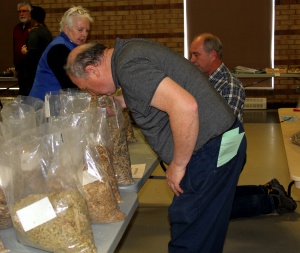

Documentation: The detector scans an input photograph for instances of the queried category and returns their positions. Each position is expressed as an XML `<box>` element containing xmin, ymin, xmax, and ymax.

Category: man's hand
<box><xmin>165</xmin><ymin>163</ymin><xmax>185</xmax><ymax>196</ymax></box>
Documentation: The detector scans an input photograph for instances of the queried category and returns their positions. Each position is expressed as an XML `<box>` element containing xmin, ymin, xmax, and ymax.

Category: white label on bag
<box><xmin>16</xmin><ymin>197</ymin><xmax>57</xmax><ymax>232</ymax></box>
<box><xmin>82</xmin><ymin>170</ymin><xmax>98</xmax><ymax>185</ymax></box>
<box><xmin>44</xmin><ymin>94</ymin><xmax>50</xmax><ymax>118</ymax></box>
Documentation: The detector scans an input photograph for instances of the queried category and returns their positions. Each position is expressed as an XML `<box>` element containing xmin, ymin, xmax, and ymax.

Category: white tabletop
<box><xmin>278</xmin><ymin>108</ymin><xmax>300</xmax><ymax>188</ymax></box>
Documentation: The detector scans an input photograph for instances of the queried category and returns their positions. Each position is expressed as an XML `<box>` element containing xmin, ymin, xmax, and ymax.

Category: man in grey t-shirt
<box><xmin>65</xmin><ymin>39</ymin><xmax>247</xmax><ymax>253</ymax></box>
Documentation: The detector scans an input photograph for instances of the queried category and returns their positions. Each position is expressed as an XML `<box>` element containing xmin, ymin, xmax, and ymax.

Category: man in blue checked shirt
<box><xmin>189</xmin><ymin>33</ymin><xmax>296</xmax><ymax>219</ymax></box>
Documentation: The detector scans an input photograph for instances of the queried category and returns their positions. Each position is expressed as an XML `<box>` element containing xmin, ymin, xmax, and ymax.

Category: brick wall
<box><xmin>30</xmin><ymin>0</ymin><xmax>184</xmax><ymax>54</ymax></box>
<box><xmin>29</xmin><ymin>0</ymin><xmax>300</xmax><ymax>107</ymax></box>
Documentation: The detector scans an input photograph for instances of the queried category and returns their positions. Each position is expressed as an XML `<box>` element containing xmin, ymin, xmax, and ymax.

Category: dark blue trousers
<box><xmin>231</xmin><ymin>185</ymin><xmax>275</xmax><ymax>219</ymax></box>
<box><xmin>168</xmin><ymin>120</ymin><xmax>247</xmax><ymax>253</ymax></box>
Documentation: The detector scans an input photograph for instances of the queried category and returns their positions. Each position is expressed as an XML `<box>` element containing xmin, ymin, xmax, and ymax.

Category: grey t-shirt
<box><xmin>111</xmin><ymin>38</ymin><xmax>236</xmax><ymax>164</ymax></box>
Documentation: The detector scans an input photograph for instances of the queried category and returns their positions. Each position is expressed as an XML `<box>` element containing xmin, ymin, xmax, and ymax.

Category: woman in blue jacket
<box><xmin>29</xmin><ymin>6</ymin><xmax>93</xmax><ymax>101</ymax></box>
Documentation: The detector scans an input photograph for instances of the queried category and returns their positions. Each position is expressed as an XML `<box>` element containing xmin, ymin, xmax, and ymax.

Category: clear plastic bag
<box><xmin>48</xmin><ymin>109</ymin><xmax>125</xmax><ymax>223</ymax></box>
<box><xmin>0</xmin><ymin>96</ymin><xmax>44</xmax><ymax>142</ymax></box>
<box><xmin>44</xmin><ymin>89</ymin><xmax>91</xmax><ymax>118</ymax></box>
<box><xmin>92</xmin><ymin>96</ymin><xmax>133</xmax><ymax>186</ymax></box>
<box><xmin>0</xmin><ymin>186</ymin><xmax>12</xmax><ymax>230</ymax></box>
<box><xmin>1</xmin><ymin>127</ymin><xmax>97</xmax><ymax>252</ymax></box>
<box><xmin>83</xmin><ymin>142</ymin><xmax>126</xmax><ymax>223</ymax></box>
<box><xmin>88</xmin><ymin>108</ymin><xmax>122</xmax><ymax>203</ymax></box>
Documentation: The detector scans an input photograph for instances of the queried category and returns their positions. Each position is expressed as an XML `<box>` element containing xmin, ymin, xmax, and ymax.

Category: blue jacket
<box><xmin>29</xmin><ymin>32</ymin><xmax>77</xmax><ymax>101</ymax></box>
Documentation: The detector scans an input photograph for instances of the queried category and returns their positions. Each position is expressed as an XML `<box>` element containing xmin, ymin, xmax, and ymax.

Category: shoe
<box><xmin>272</xmin><ymin>192</ymin><xmax>297</xmax><ymax>213</ymax></box>
<box><xmin>264</xmin><ymin>178</ymin><xmax>285</xmax><ymax>194</ymax></box>
<box><xmin>265</xmin><ymin>178</ymin><xmax>297</xmax><ymax>212</ymax></box>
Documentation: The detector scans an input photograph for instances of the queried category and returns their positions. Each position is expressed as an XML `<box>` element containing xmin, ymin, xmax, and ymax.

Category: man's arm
<box><xmin>150</xmin><ymin>77</ymin><xmax>199</xmax><ymax>196</ymax></box>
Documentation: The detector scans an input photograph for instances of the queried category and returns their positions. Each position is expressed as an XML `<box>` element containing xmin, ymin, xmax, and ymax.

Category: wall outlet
<box><xmin>297</xmin><ymin>86</ymin><xmax>300</xmax><ymax>93</ymax></box>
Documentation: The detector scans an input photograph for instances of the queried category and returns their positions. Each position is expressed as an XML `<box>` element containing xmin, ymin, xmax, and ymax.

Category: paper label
<box><xmin>217</xmin><ymin>128</ymin><xmax>244</xmax><ymax>167</ymax></box>
<box><xmin>44</xmin><ymin>94</ymin><xmax>50</xmax><ymax>118</ymax></box>
<box><xmin>131</xmin><ymin>164</ymin><xmax>146</xmax><ymax>178</ymax></box>
<box><xmin>16</xmin><ymin>197</ymin><xmax>56</xmax><ymax>232</ymax></box>
<box><xmin>82</xmin><ymin>170</ymin><xmax>98</xmax><ymax>185</ymax></box>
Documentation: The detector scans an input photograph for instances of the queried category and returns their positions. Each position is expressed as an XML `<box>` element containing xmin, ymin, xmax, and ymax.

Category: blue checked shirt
<box><xmin>209</xmin><ymin>63</ymin><xmax>245</xmax><ymax>123</ymax></box>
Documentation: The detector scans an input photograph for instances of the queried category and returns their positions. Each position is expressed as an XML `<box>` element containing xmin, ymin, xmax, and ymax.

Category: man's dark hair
<box><xmin>202</xmin><ymin>34</ymin><xmax>223</xmax><ymax>59</ymax></box>
<box><xmin>65</xmin><ymin>43</ymin><xmax>107</xmax><ymax>78</ymax></box>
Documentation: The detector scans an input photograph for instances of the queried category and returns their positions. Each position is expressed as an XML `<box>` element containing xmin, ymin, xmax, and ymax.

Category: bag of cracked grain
<box><xmin>47</xmin><ymin>109</ymin><xmax>125</xmax><ymax>221</ymax></box>
<box><xmin>112</xmin><ymin>88</ymin><xmax>137</xmax><ymax>143</ymax></box>
<box><xmin>88</xmin><ymin>108</ymin><xmax>123</xmax><ymax>203</ymax></box>
<box><xmin>83</xmin><ymin>141</ymin><xmax>126</xmax><ymax>223</ymax></box>
<box><xmin>0</xmin><ymin>186</ymin><xmax>12</xmax><ymax>229</ymax></box>
<box><xmin>48</xmin><ymin>106</ymin><xmax>123</xmax><ymax>204</ymax></box>
<box><xmin>1</xmin><ymin>127</ymin><xmax>97</xmax><ymax>252</ymax></box>
<box><xmin>123</xmin><ymin>108</ymin><xmax>138</xmax><ymax>143</ymax></box>
<box><xmin>0</xmin><ymin>145</ymin><xmax>12</xmax><ymax>229</ymax></box>
<box><xmin>91</xmin><ymin>95</ymin><xmax>134</xmax><ymax>186</ymax></box>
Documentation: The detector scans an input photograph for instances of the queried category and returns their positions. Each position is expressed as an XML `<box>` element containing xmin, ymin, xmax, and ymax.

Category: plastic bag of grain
<box><xmin>48</xmin><ymin>109</ymin><xmax>125</xmax><ymax>222</ymax></box>
<box><xmin>1</xmin><ymin>127</ymin><xmax>96</xmax><ymax>252</ymax></box>
<box><xmin>91</xmin><ymin>95</ymin><xmax>133</xmax><ymax>186</ymax></box>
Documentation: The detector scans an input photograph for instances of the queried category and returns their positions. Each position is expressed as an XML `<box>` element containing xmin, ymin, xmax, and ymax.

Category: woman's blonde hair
<box><xmin>59</xmin><ymin>6</ymin><xmax>94</xmax><ymax>32</ymax></box>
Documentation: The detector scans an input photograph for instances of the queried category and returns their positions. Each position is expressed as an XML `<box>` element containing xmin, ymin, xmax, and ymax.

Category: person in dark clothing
<box><xmin>21</xmin><ymin>6</ymin><xmax>52</xmax><ymax>96</ymax></box>
<box><xmin>13</xmin><ymin>1</ymin><xmax>32</xmax><ymax>96</ymax></box>
<box><xmin>29</xmin><ymin>6</ymin><xmax>93</xmax><ymax>101</ymax></box>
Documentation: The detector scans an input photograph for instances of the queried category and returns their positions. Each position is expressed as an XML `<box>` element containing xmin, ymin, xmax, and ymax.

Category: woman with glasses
<box><xmin>13</xmin><ymin>1</ymin><xmax>32</xmax><ymax>96</ymax></box>
<box><xmin>29</xmin><ymin>6</ymin><xmax>94</xmax><ymax>101</ymax></box>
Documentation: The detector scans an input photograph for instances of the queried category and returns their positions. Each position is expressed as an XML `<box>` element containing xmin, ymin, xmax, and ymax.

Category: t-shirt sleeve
<box><xmin>47</xmin><ymin>44</ymin><xmax>77</xmax><ymax>89</ymax></box>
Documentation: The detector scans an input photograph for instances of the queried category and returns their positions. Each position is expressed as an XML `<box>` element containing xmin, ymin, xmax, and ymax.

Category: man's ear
<box><xmin>210</xmin><ymin>50</ymin><xmax>218</xmax><ymax>60</ymax></box>
<box><xmin>86</xmin><ymin>65</ymin><xmax>99</xmax><ymax>77</ymax></box>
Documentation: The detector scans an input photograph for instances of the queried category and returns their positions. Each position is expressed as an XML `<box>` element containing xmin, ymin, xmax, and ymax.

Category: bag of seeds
<box><xmin>1</xmin><ymin>127</ymin><xmax>97</xmax><ymax>252</ymax></box>
<box><xmin>123</xmin><ymin>108</ymin><xmax>138</xmax><ymax>143</ymax></box>
<box><xmin>0</xmin><ymin>185</ymin><xmax>12</xmax><ymax>230</ymax></box>
<box><xmin>83</xmin><ymin>141</ymin><xmax>126</xmax><ymax>223</ymax></box>
<box><xmin>112</xmin><ymin>88</ymin><xmax>138</xmax><ymax>143</ymax></box>
<box><xmin>48</xmin><ymin>109</ymin><xmax>125</xmax><ymax>222</ymax></box>
<box><xmin>91</xmin><ymin>96</ymin><xmax>133</xmax><ymax>186</ymax></box>
<box><xmin>88</xmin><ymin>107</ymin><xmax>122</xmax><ymax>203</ymax></box>
<box><xmin>0</xmin><ymin>145</ymin><xmax>12</xmax><ymax>230</ymax></box>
